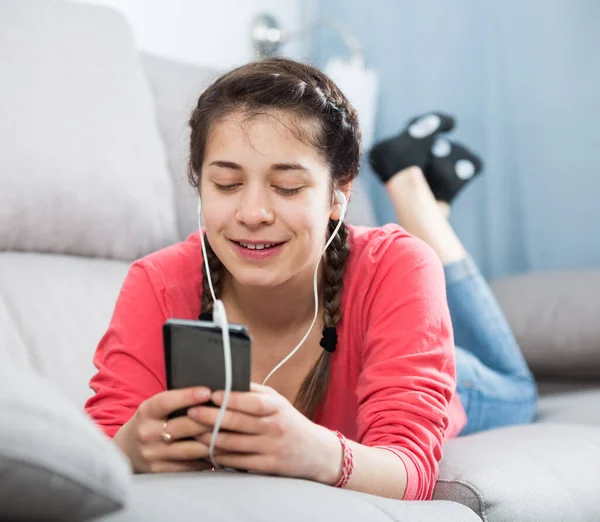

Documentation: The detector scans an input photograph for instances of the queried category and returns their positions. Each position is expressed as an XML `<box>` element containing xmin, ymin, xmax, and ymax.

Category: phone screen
<box><xmin>166</xmin><ymin>323</ymin><xmax>251</xmax><ymax>393</ymax></box>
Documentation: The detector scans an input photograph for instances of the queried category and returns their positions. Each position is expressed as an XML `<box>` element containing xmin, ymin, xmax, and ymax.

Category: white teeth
<box><xmin>238</xmin><ymin>242</ymin><xmax>274</xmax><ymax>250</ymax></box>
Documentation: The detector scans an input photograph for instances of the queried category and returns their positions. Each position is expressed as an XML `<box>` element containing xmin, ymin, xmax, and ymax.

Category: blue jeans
<box><xmin>444</xmin><ymin>257</ymin><xmax>538</xmax><ymax>436</ymax></box>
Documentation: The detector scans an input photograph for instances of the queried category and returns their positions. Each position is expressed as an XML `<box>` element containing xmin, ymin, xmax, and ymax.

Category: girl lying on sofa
<box><xmin>85</xmin><ymin>57</ymin><xmax>537</xmax><ymax>501</ymax></box>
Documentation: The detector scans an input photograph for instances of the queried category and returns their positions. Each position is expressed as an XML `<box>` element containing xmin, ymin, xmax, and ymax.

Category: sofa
<box><xmin>1</xmin><ymin>1</ymin><xmax>599</xmax><ymax>521</ymax></box>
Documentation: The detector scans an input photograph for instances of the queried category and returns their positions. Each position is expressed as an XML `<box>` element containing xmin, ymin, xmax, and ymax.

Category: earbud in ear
<box><xmin>197</xmin><ymin>197</ymin><xmax>202</xmax><ymax>215</ymax></box>
<box><xmin>334</xmin><ymin>189</ymin><xmax>347</xmax><ymax>222</ymax></box>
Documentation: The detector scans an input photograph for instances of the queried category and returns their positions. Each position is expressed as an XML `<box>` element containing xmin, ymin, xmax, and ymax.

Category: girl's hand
<box><xmin>188</xmin><ymin>383</ymin><xmax>342</xmax><ymax>483</ymax></box>
<box><xmin>114</xmin><ymin>386</ymin><xmax>217</xmax><ymax>474</ymax></box>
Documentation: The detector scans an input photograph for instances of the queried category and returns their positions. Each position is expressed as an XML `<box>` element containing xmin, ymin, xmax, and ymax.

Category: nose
<box><xmin>235</xmin><ymin>187</ymin><xmax>275</xmax><ymax>227</ymax></box>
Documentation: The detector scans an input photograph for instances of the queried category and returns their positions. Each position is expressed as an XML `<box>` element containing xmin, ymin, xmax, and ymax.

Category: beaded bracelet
<box><xmin>331</xmin><ymin>430</ymin><xmax>354</xmax><ymax>488</ymax></box>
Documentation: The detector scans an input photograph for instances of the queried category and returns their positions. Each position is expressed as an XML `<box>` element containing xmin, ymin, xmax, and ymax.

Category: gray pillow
<box><xmin>0</xmin><ymin>0</ymin><xmax>178</xmax><ymax>260</ymax></box>
<box><xmin>0</xmin><ymin>364</ymin><xmax>130</xmax><ymax>521</ymax></box>
<box><xmin>491</xmin><ymin>270</ymin><xmax>600</xmax><ymax>379</ymax></box>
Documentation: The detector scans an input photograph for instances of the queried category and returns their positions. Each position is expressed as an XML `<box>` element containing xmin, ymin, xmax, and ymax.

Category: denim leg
<box><xmin>445</xmin><ymin>256</ymin><xmax>533</xmax><ymax>378</ymax></box>
<box><xmin>455</xmin><ymin>346</ymin><xmax>537</xmax><ymax>435</ymax></box>
<box><xmin>444</xmin><ymin>256</ymin><xmax>538</xmax><ymax>436</ymax></box>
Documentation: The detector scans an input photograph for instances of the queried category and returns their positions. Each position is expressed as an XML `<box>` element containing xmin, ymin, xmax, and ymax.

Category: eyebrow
<box><xmin>209</xmin><ymin>160</ymin><xmax>309</xmax><ymax>172</ymax></box>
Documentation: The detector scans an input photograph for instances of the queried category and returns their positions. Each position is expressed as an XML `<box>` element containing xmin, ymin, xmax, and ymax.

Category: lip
<box><xmin>231</xmin><ymin>239</ymin><xmax>283</xmax><ymax>245</ymax></box>
<box><xmin>229</xmin><ymin>239</ymin><xmax>286</xmax><ymax>260</ymax></box>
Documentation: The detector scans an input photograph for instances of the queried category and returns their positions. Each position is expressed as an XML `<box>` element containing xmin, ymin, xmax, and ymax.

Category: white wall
<box><xmin>74</xmin><ymin>0</ymin><xmax>316</xmax><ymax>69</ymax></box>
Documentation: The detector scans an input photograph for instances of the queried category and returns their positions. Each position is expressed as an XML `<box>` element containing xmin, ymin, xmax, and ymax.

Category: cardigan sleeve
<box><xmin>355</xmin><ymin>230</ymin><xmax>456</xmax><ymax>500</ymax></box>
<box><xmin>85</xmin><ymin>261</ymin><xmax>169</xmax><ymax>438</ymax></box>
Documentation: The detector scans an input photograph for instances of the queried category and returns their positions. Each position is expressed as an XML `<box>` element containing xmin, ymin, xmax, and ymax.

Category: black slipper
<box><xmin>424</xmin><ymin>138</ymin><xmax>483</xmax><ymax>203</ymax></box>
<box><xmin>369</xmin><ymin>112</ymin><xmax>455</xmax><ymax>184</ymax></box>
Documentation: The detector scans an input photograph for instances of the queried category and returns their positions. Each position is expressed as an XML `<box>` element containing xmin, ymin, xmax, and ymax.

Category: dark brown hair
<box><xmin>187</xmin><ymin>57</ymin><xmax>361</xmax><ymax>419</ymax></box>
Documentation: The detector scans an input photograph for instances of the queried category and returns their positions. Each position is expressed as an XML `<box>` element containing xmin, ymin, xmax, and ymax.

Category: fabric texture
<box><xmin>0</xmin><ymin>0</ymin><xmax>177</xmax><ymax>260</ymax></box>
<box><xmin>536</xmin><ymin>380</ymin><xmax>600</xmax><ymax>396</ymax></box>
<box><xmin>85</xmin><ymin>224</ymin><xmax>466</xmax><ymax>501</ymax></box>
<box><xmin>0</xmin><ymin>362</ymin><xmax>130</xmax><ymax>521</ymax></box>
<box><xmin>140</xmin><ymin>53</ymin><xmax>220</xmax><ymax>241</ymax></box>
<box><xmin>95</xmin><ymin>473</ymin><xmax>481</xmax><ymax>522</ymax></box>
<box><xmin>490</xmin><ymin>270</ymin><xmax>600</xmax><ymax>379</ymax></box>
<box><xmin>435</xmin><ymin>423</ymin><xmax>600</xmax><ymax>522</ymax></box>
<box><xmin>0</xmin><ymin>252</ymin><xmax>130</xmax><ymax>408</ymax></box>
<box><xmin>536</xmin><ymin>388</ymin><xmax>600</xmax><ymax>426</ymax></box>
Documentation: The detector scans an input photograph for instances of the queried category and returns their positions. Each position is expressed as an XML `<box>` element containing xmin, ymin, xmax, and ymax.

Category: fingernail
<box><xmin>194</xmin><ymin>388</ymin><xmax>209</xmax><ymax>400</ymax></box>
<box><xmin>212</xmin><ymin>391</ymin><xmax>223</xmax><ymax>402</ymax></box>
<box><xmin>188</xmin><ymin>407</ymin><xmax>198</xmax><ymax>418</ymax></box>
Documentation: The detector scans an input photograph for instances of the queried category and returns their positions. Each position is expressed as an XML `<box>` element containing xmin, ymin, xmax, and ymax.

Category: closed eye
<box><xmin>213</xmin><ymin>183</ymin><xmax>302</xmax><ymax>196</ymax></box>
<box><xmin>274</xmin><ymin>186</ymin><xmax>302</xmax><ymax>196</ymax></box>
<box><xmin>214</xmin><ymin>183</ymin><xmax>241</xmax><ymax>192</ymax></box>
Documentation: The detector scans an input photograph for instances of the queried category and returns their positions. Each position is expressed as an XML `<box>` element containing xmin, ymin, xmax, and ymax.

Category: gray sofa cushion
<box><xmin>536</xmin><ymin>388</ymin><xmax>600</xmax><ymax>426</ymax></box>
<box><xmin>141</xmin><ymin>53</ymin><xmax>220</xmax><ymax>242</ymax></box>
<box><xmin>0</xmin><ymin>252</ymin><xmax>129</xmax><ymax>408</ymax></box>
<box><xmin>0</xmin><ymin>364</ymin><xmax>131</xmax><ymax>521</ymax></box>
<box><xmin>491</xmin><ymin>270</ymin><xmax>600</xmax><ymax>379</ymax></box>
<box><xmin>435</xmin><ymin>423</ymin><xmax>600</xmax><ymax>522</ymax></box>
<box><xmin>96</xmin><ymin>473</ymin><xmax>480</xmax><ymax>522</ymax></box>
<box><xmin>0</xmin><ymin>0</ymin><xmax>178</xmax><ymax>260</ymax></box>
<box><xmin>536</xmin><ymin>379</ymin><xmax>600</xmax><ymax>396</ymax></box>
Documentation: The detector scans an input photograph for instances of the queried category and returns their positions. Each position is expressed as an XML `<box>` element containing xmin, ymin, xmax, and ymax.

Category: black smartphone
<box><xmin>163</xmin><ymin>318</ymin><xmax>252</xmax><ymax>418</ymax></box>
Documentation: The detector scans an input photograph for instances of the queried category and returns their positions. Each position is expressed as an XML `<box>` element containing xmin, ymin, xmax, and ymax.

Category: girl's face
<box><xmin>200</xmin><ymin>111</ymin><xmax>341</xmax><ymax>289</ymax></box>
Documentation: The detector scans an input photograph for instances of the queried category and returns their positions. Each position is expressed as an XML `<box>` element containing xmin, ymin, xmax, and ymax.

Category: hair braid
<box><xmin>322</xmin><ymin>219</ymin><xmax>350</xmax><ymax>327</ymax></box>
<box><xmin>295</xmin><ymin>219</ymin><xmax>350</xmax><ymax>419</ymax></box>
<box><xmin>201</xmin><ymin>234</ymin><xmax>225</xmax><ymax>314</ymax></box>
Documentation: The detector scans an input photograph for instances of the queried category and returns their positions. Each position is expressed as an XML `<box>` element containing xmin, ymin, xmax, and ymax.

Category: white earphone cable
<box><xmin>261</xmin><ymin>211</ymin><xmax>345</xmax><ymax>386</ymax></box>
<box><xmin>197</xmin><ymin>205</ymin><xmax>231</xmax><ymax>470</ymax></box>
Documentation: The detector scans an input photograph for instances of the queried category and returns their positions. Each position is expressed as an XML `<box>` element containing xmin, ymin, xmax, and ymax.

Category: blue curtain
<box><xmin>314</xmin><ymin>0</ymin><xmax>600</xmax><ymax>279</ymax></box>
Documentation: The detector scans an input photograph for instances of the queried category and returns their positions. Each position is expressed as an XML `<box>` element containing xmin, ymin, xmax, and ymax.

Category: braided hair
<box><xmin>189</xmin><ymin>58</ymin><xmax>361</xmax><ymax>419</ymax></box>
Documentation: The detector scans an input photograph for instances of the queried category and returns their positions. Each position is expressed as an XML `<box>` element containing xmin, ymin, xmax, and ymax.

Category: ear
<box><xmin>330</xmin><ymin>182</ymin><xmax>353</xmax><ymax>221</ymax></box>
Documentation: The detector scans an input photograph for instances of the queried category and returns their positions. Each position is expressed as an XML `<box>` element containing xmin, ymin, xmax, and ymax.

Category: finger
<box><xmin>210</xmin><ymin>390</ymin><xmax>279</xmax><ymax>416</ymax></box>
<box><xmin>140</xmin><ymin>387</ymin><xmax>212</xmax><ymax>420</ymax></box>
<box><xmin>213</xmin><ymin>453</ymin><xmax>277</xmax><ymax>475</ymax></box>
<box><xmin>249</xmin><ymin>383</ymin><xmax>279</xmax><ymax>395</ymax></box>
<box><xmin>147</xmin><ymin>439</ymin><xmax>213</xmax><ymax>462</ymax></box>
<box><xmin>154</xmin><ymin>416</ymin><xmax>212</xmax><ymax>443</ymax></box>
<box><xmin>197</xmin><ymin>431</ymin><xmax>265</xmax><ymax>454</ymax></box>
<box><xmin>187</xmin><ymin>406</ymin><xmax>267</xmax><ymax>435</ymax></box>
<box><xmin>148</xmin><ymin>459</ymin><xmax>213</xmax><ymax>474</ymax></box>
